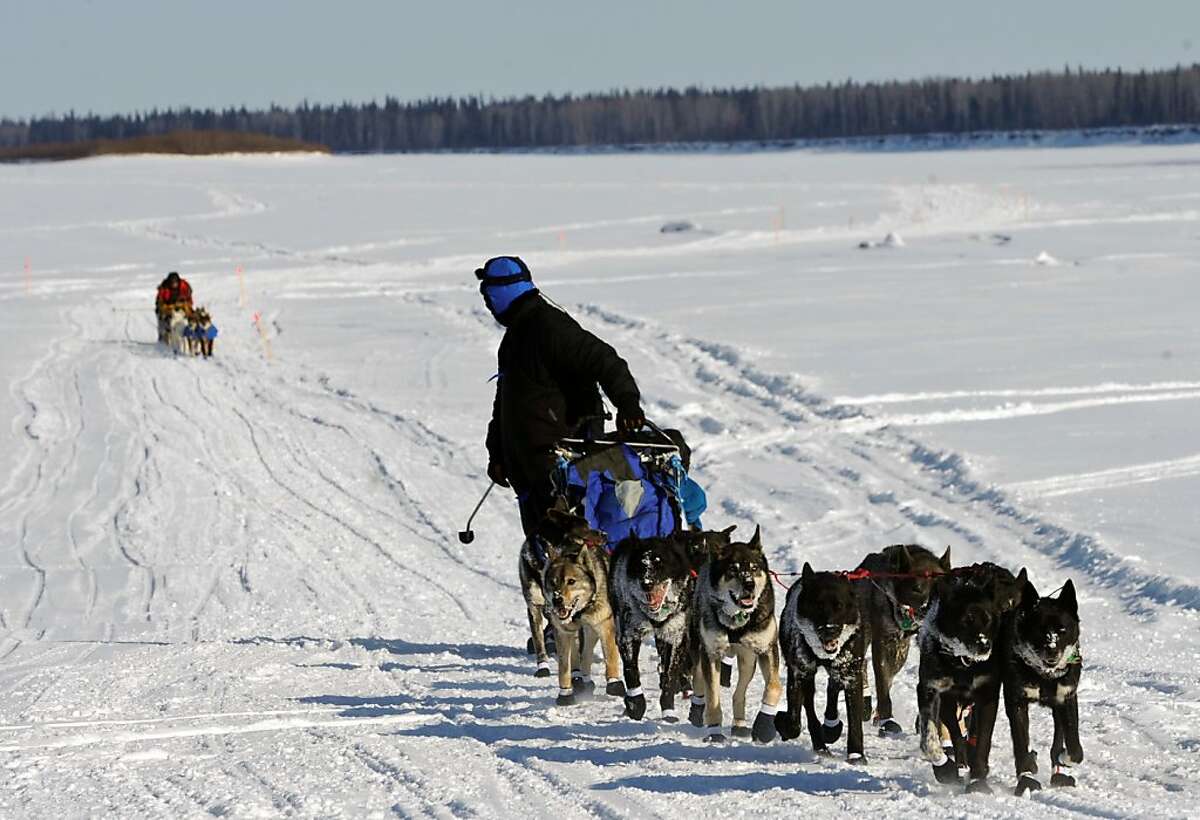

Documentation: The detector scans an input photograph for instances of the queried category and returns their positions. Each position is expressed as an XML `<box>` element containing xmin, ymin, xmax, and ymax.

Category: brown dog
<box><xmin>540</xmin><ymin>510</ymin><xmax>625</xmax><ymax>706</ymax></box>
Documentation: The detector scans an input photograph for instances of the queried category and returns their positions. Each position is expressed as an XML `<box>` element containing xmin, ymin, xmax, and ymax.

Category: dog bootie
<box><xmin>623</xmin><ymin>688</ymin><xmax>646</xmax><ymax>720</ymax></box>
<box><xmin>703</xmin><ymin>729</ymin><xmax>727</xmax><ymax>744</ymax></box>
<box><xmin>555</xmin><ymin>688</ymin><xmax>576</xmax><ymax>707</ymax></box>
<box><xmin>774</xmin><ymin>711</ymin><xmax>802</xmax><ymax>741</ymax></box>
<box><xmin>571</xmin><ymin>674</ymin><xmax>595</xmax><ymax>699</ymax></box>
<box><xmin>605</xmin><ymin>678</ymin><xmax>626</xmax><ymax>697</ymax></box>
<box><xmin>876</xmin><ymin>718</ymin><xmax>903</xmax><ymax>737</ymax></box>
<box><xmin>533</xmin><ymin>660</ymin><xmax>551</xmax><ymax>678</ymax></box>
<box><xmin>966</xmin><ymin>778</ymin><xmax>992</xmax><ymax>795</ymax></box>
<box><xmin>660</xmin><ymin>708</ymin><xmax>679</xmax><ymax>724</ymax></box>
<box><xmin>823</xmin><ymin>717</ymin><xmax>844</xmax><ymax>744</ymax></box>
<box><xmin>752</xmin><ymin>705</ymin><xmax>779</xmax><ymax>743</ymax></box>
<box><xmin>688</xmin><ymin>696</ymin><xmax>705</xmax><ymax>727</ymax></box>
<box><xmin>731</xmin><ymin>724</ymin><xmax>752</xmax><ymax>739</ymax></box>
<box><xmin>1015</xmin><ymin>774</ymin><xmax>1042</xmax><ymax>796</ymax></box>
<box><xmin>932</xmin><ymin>758</ymin><xmax>962</xmax><ymax>785</ymax></box>
<box><xmin>1050</xmin><ymin>768</ymin><xmax>1076</xmax><ymax>788</ymax></box>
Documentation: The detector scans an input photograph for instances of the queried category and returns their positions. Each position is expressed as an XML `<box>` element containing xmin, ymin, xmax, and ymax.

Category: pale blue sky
<box><xmin>3</xmin><ymin>1</ymin><xmax>1198</xmax><ymax>118</ymax></box>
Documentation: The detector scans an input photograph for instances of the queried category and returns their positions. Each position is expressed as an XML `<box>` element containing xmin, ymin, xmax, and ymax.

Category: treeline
<box><xmin>0</xmin><ymin>130</ymin><xmax>328</xmax><ymax>162</ymax></box>
<box><xmin>3</xmin><ymin>64</ymin><xmax>1200</xmax><ymax>153</ymax></box>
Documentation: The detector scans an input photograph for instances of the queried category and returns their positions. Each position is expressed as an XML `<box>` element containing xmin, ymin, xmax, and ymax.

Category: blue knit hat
<box><xmin>476</xmin><ymin>256</ymin><xmax>536</xmax><ymax>318</ymax></box>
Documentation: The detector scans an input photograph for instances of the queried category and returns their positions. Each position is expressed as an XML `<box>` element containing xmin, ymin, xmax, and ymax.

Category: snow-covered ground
<box><xmin>1</xmin><ymin>145</ymin><xmax>1198</xmax><ymax>817</ymax></box>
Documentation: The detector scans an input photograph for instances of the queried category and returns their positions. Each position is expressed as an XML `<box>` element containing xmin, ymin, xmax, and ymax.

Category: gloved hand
<box><xmin>616</xmin><ymin>406</ymin><xmax>645</xmax><ymax>435</ymax></box>
<box><xmin>487</xmin><ymin>461</ymin><xmax>509</xmax><ymax>488</ymax></box>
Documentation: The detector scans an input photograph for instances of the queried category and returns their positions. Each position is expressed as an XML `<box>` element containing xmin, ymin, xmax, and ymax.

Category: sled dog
<box><xmin>165</xmin><ymin>306</ymin><xmax>189</xmax><ymax>355</ymax></box>
<box><xmin>825</xmin><ymin>544</ymin><xmax>951</xmax><ymax>738</ymax></box>
<box><xmin>540</xmin><ymin>510</ymin><xmax>624</xmax><ymax>705</ymax></box>
<box><xmin>777</xmin><ymin>563</ymin><xmax>868</xmax><ymax>761</ymax></box>
<box><xmin>688</xmin><ymin>525</ymin><xmax>782</xmax><ymax>743</ymax></box>
<box><xmin>1002</xmin><ymin>578</ymin><xmax>1084</xmax><ymax>796</ymax></box>
<box><xmin>917</xmin><ymin>565</ymin><xmax>1026</xmax><ymax>793</ymax></box>
<box><xmin>610</xmin><ymin>526</ymin><xmax>735</xmax><ymax>722</ymax></box>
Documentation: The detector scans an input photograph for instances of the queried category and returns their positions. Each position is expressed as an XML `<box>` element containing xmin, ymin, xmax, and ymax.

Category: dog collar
<box><xmin>719</xmin><ymin>607</ymin><xmax>752</xmax><ymax>628</ymax></box>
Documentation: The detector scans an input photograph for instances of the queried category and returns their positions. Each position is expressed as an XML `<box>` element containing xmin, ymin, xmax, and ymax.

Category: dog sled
<box><xmin>549</xmin><ymin>423</ymin><xmax>698</xmax><ymax>551</ymax></box>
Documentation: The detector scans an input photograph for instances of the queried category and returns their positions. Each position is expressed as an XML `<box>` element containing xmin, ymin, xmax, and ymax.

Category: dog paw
<box><xmin>752</xmin><ymin>711</ymin><xmax>778</xmax><ymax>744</ymax></box>
<box><xmin>605</xmin><ymin>679</ymin><xmax>626</xmax><ymax>697</ymax></box>
<box><xmin>1050</xmin><ymin>771</ymin><xmax>1076</xmax><ymax>788</ymax></box>
<box><xmin>846</xmin><ymin>751</ymin><xmax>868</xmax><ymax>766</ymax></box>
<box><xmin>966</xmin><ymin>777</ymin><xmax>992</xmax><ymax>795</ymax></box>
<box><xmin>876</xmin><ymin>718</ymin><xmax>903</xmax><ymax>737</ymax></box>
<box><xmin>1014</xmin><ymin>774</ymin><xmax>1042</xmax><ymax>797</ymax></box>
<box><xmin>623</xmin><ymin>693</ymin><xmax>646</xmax><ymax>720</ymax></box>
<box><xmin>555</xmin><ymin>692</ymin><xmax>576</xmax><ymax>707</ymax></box>
<box><xmin>932</xmin><ymin>758</ymin><xmax>962</xmax><ymax>785</ymax></box>
<box><xmin>533</xmin><ymin>662</ymin><xmax>551</xmax><ymax>678</ymax></box>
<box><xmin>822</xmin><ymin>718</ymin><xmax>843</xmax><ymax>744</ymax></box>
<box><xmin>688</xmin><ymin>702</ymin><xmax>705</xmax><ymax>727</ymax></box>
<box><xmin>775</xmin><ymin>712</ymin><xmax>802</xmax><ymax>741</ymax></box>
<box><xmin>703</xmin><ymin>731</ymin><xmax>727</xmax><ymax>745</ymax></box>
<box><xmin>731</xmin><ymin>725</ymin><xmax>752</xmax><ymax>740</ymax></box>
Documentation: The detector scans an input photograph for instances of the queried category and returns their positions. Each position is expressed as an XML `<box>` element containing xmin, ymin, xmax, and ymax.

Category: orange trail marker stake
<box><xmin>251</xmin><ymin>310</ymin><xmax>273</xmax><ymax>362</ymax></box>
<box><xmin>236</xmin><ymin>265</ymin><xmax>247</xmax><ymax>308</ymax></box>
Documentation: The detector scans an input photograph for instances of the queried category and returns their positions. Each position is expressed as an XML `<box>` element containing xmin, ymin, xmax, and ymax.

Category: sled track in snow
<box><xmin>571</xmin><ymin>301</ymin><xmax>1200</xmax><ymax>613</ymax></box>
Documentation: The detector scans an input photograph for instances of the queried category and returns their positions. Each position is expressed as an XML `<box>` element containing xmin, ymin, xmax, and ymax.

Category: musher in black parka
<box><xmin>479</xmin><ymin>256</ymin><xmax>645</xmax><ymax>536</ymax></box>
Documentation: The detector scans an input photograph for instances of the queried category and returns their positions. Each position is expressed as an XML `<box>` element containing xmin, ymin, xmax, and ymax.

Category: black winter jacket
<box><xmin>486</xmin><ymin>292</ymin><xmax>642</xmax><ymax>492</ymax></box>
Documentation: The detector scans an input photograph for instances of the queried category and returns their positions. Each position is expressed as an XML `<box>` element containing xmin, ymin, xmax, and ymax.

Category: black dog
<box><xmin>1003</xmin><ymin>578</ymin><xmax>1084</xmax><ymax>796</ymax></box>
<box><xmin>917</xmin><ymin>565</ymin><xmax>1026</xmax><ymax>793</ymax></box>
<box><xmin>610</xmin><ymin>527</ymin><xmax>735</xmax><ymax>722</ymax></box>
<box><xmin>776</xmin><ymin>563</ymin><xmax>867</xmax><ymax>761</ymax></box>
<box><xmin>824</xmin><ymin>544</ymin><xmax>950</xmax><ymax>739</ymax></box>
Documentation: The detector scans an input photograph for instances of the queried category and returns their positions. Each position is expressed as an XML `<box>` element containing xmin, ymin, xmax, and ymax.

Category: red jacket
<box><xmin>157</xmin><ymin>279</ymin><xmax>193</xmax><ymax>305</ymax></box>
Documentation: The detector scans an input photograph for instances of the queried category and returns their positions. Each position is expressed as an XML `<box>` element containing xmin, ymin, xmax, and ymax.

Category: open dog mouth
<box><xmin>646</xmin><ymin>582</ymin><xmax>670</xmax><ymax>612</ymax></box>
<box><xmin>729</xmin><ymin>590</ymin><xmax>756</xmax><ymax>609</ymax></box>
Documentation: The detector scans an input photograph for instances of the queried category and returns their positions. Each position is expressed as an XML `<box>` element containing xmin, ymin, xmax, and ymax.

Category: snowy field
<box><xmin>1</xmin><ymin>144</ymin><xmax>1198</xmax><ymax>817</ymax></box>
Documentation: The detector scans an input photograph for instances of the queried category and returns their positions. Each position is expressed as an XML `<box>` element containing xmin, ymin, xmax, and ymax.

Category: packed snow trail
<box><xmin>1</xmin><ymin>149</ymin><xmax>1199</xmax><ymax>818</ymax></box>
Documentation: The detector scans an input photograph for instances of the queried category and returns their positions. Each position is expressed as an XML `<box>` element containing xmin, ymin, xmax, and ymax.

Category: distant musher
<box><xmin>478</xmin><ymin>256</ymin><xmax>645</xmax><ymax>538</ymax></box>
<box><xmin>155</xmin><ymin>271</ymin><xmax>193</xmax><ymax>342</ymax></box>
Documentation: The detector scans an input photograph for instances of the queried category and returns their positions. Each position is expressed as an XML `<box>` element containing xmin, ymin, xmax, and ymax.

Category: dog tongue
<box><xmin>648</xmin><ymin>583</ymin><xmax>668</xmax><ymax>610</ymax></box>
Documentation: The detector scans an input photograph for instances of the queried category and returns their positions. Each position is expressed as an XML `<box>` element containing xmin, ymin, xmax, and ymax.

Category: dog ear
<box><xmin>1058</xmin><ymin>579</ymin><xmax>1078</xmax><ymax>617</ymax></box>
<box><xmin>939</xmin><ymin>546</ymin><xmax>952</xmax><ymax>571</ymax></box>
<box><xmin>720</xmin><ymin>524</ymin><xmax>737</xmax><ymax>542</ymax></box>
<box><xmin>540</xmin><ymin>536</ymin><xmax>561</xmax><ymax>564</ymax></box>
<box><xmin>748</xmin><ymin>524</ymin><xmax>762</xmax><ymax>552</ymax></box>
<box><xmin>710</xmin><ymin>538</ymin><xmax>731</xmax><ymax>562</ymax></box>
<box><xmin>801</xmin><ymin>562</ymin><xmax>814</xmax><ymax>582</ymax></box>
<box><xmin>588</xmin><ymin>530</ymin><xmax>609</xmax><ymax>552</ymax></box>
<box><xmin>1020</xmin><ymin>578</ymin><xmax>1040</xmax><ymax>611</ymax></box>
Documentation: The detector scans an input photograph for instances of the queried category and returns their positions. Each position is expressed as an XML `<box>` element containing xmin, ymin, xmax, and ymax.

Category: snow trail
<box><xmin>1</xmin><ymin>148</ymin><xmax>1199</xmax><ymax>817</ymax></box>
